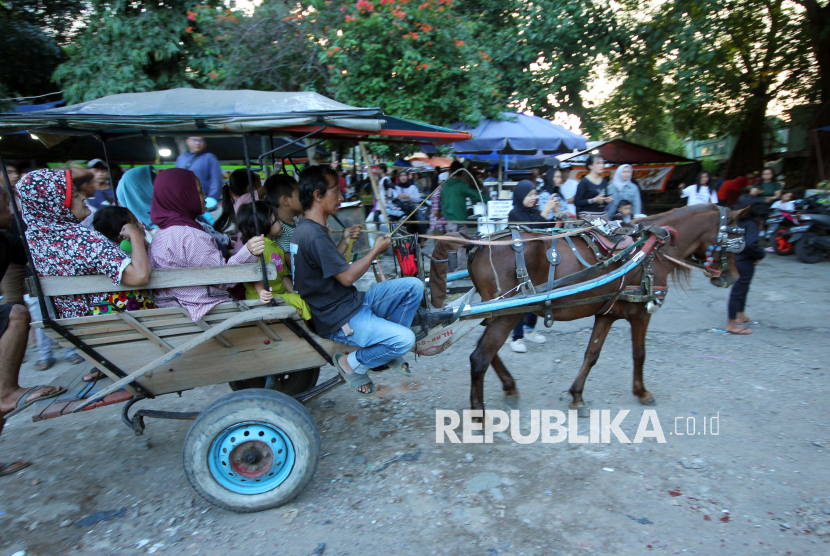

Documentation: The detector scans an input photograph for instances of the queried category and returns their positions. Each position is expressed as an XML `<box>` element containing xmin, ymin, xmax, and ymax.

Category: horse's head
<box><xmin>643</xmin><ymin>204</ymin><xmax>750</xmax><ymax>289</ymax></box>
<box><xmin>689</xmin><ymin>205</ymin><xmax>750</xmax><ymax>289</ymax></box>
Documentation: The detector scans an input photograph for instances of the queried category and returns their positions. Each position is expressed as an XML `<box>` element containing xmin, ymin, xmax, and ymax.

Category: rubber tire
<box><xmin>795</xmin><ymin>232</ymin><xmax>824</xmax><ymax>264</ymax></box>
<box><xmin>183</xmin><ymin>389</ymin><xmax>320</xmax><ymax>513</ymax></box>
<box><xmin>772</xmin><ymin>228</ymin><xmax>793</xmax><ymax>256</ymax></box>
<box><xmin>228</xmin><ymin>368</ymin><xmax>320</xmax><ymax>396</ymax></box>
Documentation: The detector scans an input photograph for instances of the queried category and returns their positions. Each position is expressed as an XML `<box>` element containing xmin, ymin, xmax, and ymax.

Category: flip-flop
<box><xmin>83</xmin><ymin>370</ymin><xmax>108</xmax><ymax>383</ymax></box>
<box><xmin>333</xmin><ymin>352</ymin><xmax>375</xmax><ymax>397</ymax></box>
<box><xmin>4</xmin><ymin>385</ymin><xmax>66</xmax><ymax>419</ymax></box>
<box><xmin>0</xmin><ymin>461</ymin><xmax>32</xmax><ymax>477</ymax></box>
<box><xmin>727</xmin><ymin>327</ymin><xmax>752</xmax><ymax>335</ymax></box>
<box><xmin>385</xmin><ymin>357</ymin><xmax>412</xmax><ymax>377</ymax></box>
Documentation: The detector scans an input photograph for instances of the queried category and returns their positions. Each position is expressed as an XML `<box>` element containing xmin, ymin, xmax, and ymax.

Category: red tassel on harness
<box><xmin>393</xmin><ymin>241</ymin><xmax>419</xmax><ymax>277</ymax></box>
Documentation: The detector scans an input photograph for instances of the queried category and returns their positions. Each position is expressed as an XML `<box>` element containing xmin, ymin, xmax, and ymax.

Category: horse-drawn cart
<box><xmin>0</xmin><ymin>89</ymin><xmax>472</xmax><ymax>512</ymax></box>
<box><xmin>0</xmin><ymin>89</ymin><xmax>749</xmax><ymax>513</ymax></box>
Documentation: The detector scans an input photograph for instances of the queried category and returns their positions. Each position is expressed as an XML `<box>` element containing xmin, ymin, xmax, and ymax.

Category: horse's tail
<box><xmin>428</xmin><ymin>239</ymin><xmax>456</xmax><ymax>309</ymax></box>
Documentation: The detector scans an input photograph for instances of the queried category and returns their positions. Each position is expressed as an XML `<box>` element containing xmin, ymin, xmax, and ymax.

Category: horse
<box><xmin>428</xmin><ymin>204</ymin><xmax>749</xmax><ymax>413</ymax></box>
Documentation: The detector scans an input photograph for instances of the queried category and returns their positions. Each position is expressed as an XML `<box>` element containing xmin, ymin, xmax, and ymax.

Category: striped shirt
<box><xmin>148</xmin><ymin>226</ymin><xmax>256</xmax><ymax>322</ymax></box>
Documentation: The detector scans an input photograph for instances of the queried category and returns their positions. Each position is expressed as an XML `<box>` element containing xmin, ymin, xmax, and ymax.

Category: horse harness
<box><xmin>494</xmin><ymin>224</ymin><xmax>674</xmax><ymax>326</ymax></box>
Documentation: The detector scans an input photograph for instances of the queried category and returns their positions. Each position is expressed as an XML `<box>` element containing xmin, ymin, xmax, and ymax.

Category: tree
<box><xmin>607</xmin><ymin>0</ymin><xmax>813</xmax><ymax>178</ymax></box>
<box><xmin>189</xmin><ymin>1</ymin><xmax>329</xmax><ymax>93</ymax></box>
<box><xmin>0</xmin><ymin>1</ymin><xmax>82</xmax><ymax>107</ymax></box>
<box><xmin>459</xmin><ymin>0</ymin><xmax>619</xmax><ymax>138</ymax></box>
<box><xmin>53</xmin><ymin>1</ymin><xmax>229</xmax><ymax>104</ymax></box>
<box><xmin>795</xmin><ymin>1</ymin><xmax>830</xmax><ymax>183</ymax></box>
<box><xmin>310</xmin><ymin>0</ymin><xmax>504</xmax><ymax>127</ymax></box>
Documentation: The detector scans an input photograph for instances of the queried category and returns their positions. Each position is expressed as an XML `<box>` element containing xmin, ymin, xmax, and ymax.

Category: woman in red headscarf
<box><xmin>147</xmin><ymin>169</ymin><xmax>265</xmax><ymax>322</ymax></box>
<box><xmin>16</xmin><ymin>169</ymin><xmax>151</xmax><ymax>320</ymax></box>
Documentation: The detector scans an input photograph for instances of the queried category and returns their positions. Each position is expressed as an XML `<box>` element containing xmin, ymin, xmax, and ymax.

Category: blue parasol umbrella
<box><xmin>450</xmin><ymin>113</ymin><xmax>586</xmax><ymax>155</ymax></box>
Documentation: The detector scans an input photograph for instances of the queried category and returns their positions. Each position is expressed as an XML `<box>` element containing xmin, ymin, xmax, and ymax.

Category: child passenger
<box><xmin>612</xmin><ymin>199</ymin><xmax>633</xmax><ymax>224</ymax></box>
<box><xmin>236</xmin><ymin>201</ymin><xmax>311</xmax><ymax>320</ymax></box>
<box><xmin>264</xmin><ymin>173</ymin><xmax>302</xmax><ymax>258</ymax></box>
<box><xmin>147</xmin><ymin>169</ymin><xmax>266</xmax><ymax>322</ymax></box>
<box><xmin>90</xmin><ymin>206</ymin><xmax>156</xmax><ymax>314</ymax></box>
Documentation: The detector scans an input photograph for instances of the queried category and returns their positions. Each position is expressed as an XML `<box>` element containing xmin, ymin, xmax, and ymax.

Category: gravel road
<box><xmin>1</xmin><ymin>254</ymin><xmax>828</xmax><ymax>556</ymax></box>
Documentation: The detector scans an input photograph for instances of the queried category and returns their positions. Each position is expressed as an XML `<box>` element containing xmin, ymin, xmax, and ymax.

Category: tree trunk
<box><xmin>799</xmin><ymin>0</ymin><xmax>830</xmax><ymax>186</ymax></box>
<box><xmin>724</xmin><ymin>88</ymin><xmax>770</xmax><ymax>179</ymax></box>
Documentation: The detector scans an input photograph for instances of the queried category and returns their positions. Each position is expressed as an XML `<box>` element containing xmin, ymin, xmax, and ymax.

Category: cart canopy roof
<box><xmin>0</xmin><ymin>89</ymin><xmax>469</xmax><ymax>145</ymax></box>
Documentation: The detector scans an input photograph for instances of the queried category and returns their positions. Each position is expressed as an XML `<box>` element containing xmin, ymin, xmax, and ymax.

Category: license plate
<box><xmin>789</xmin><ymin>225</ymin><xmax>810</xmax><ymax>233</ymax></box>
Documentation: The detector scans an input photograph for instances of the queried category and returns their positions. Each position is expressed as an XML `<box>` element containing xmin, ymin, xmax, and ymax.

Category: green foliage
<box><xmin>311</xmin><ymin>0</ymin><xmax>503</xmax><ymax>127</ymax></box>
<box><xmin>193</xmin><ymin>1</ymin><xmax>328</xmax><ymax>93</ymax></box>
<box><xmin>606</xmin><ymin>0</ymin><xmax>813</xmax><ymax>141</ymax></box>
<box><xmin>53</xmin><ymin>1</ymin><xmax>228</xmax><ymax>104</ymax></box>
<box><xmin>459</xmin><ymin>0</ymin><xmax>619</xmax><ymax>137</ymax></box>
<box><xmin>0</xmin><ymin>1</ymin><xmax>81</xmax><ymax>106</ymax></box>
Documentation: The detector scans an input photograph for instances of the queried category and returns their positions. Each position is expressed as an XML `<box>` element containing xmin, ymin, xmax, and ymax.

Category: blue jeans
<box><xmin>325</xmin><ymin>277</ymin><xmax>422</xmax><ymax>374</ymax></box>
<box><xmin>512</xmin><ymin>313</ymin><xmax>537</xmax><ymax>341</ymax></box>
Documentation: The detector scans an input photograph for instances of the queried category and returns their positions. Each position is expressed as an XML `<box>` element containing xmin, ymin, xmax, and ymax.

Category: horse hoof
<box><xmin>505</xmin><ymin>395</ymin><xmax>520</xmax><ymax>409</ymax></box>
<box><xmin>640</xmin><ymin>395</ymin><xmax>657</xmax><ymax>406</ymax></box>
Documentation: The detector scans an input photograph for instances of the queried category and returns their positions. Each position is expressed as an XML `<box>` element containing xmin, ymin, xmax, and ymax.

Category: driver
<box><xmin>291</xmin><ymin>167</ymin><xmax>422</xmax><ymax>396</ymax></box>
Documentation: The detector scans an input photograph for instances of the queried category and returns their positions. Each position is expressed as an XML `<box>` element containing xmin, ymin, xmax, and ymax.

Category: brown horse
<box><xmin>428</xmin><ymin>204</ymin><xmax>748</xmax><ymax>413</ymax></box>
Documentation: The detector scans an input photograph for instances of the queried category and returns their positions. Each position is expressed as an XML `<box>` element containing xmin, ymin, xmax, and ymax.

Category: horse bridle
<box><xmin>659</xmin><ymin>206</ymin><xmax>745</xmax><ymax>279</ymax></box>
<box><xmin>697</xmin><ymin>206</ymin><xmax>745</xmax><ymax>277</ymax></box>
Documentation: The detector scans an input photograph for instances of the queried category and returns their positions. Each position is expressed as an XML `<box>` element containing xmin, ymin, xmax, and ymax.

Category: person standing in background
<box><xmin>726</xmin><ymin>195</ymin><xmax>765</xmax><ymax>335</ymax></box>
<box><xmin>574</xmin><ymin>154</ymin><xmax>613</xmax><ymax>219</ymax></box>
<box><xmin>758</xmin><ymin>167</ymin><xmax>782</xmax><ymax>203</ymax></box>
<box><xmin>558</xmin><ymin>163</ymin><xmax>579</xmax><ymax>217</ymax></box>
<box><xmin>175</xmin><ymin>137</ymin><xmax>223</xmax><ymax>200</ymax></box>
<box><xmin>605</xmin><ymin>164</ymin><xmax>642</xmax><ymax>217</ymax></box>
<box><xmin>680</xmin><ymin>171</ymin><xmax>719</xmax><ymax>206</ymax></box>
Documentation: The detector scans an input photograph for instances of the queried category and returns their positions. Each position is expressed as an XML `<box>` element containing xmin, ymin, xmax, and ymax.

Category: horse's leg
<box><xmin>470</xmin><ymin>314</ymin><xmax>522</xmax><ymax>411</ymax></box>
<box><xmin>629</xmin><ymin>308</ymin><xmax>655</xmax><ymax>405</ymax></box>
<box><xmin>490</xmin><ymin>354</ymin><xmax>519</xmax><ymax>407</ymax></box>
<box><xmin>568</xmin><ymin>314</ymin><xmax>615</xmax><ymax>415</ymax></box>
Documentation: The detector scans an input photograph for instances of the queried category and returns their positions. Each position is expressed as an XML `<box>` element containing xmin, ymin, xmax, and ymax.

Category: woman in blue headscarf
<box><xmin>117</xmin><ymin>166</ymin><xmax>157</xmax><ymax>232</ymax></box>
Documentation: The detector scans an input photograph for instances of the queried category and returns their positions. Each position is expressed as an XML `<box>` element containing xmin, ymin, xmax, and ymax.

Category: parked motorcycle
<box><xmin>790</xmin><ymin>210</ymin><xmax>830</xmax><ymax>264</ymax></box>
<box><xmin>766</xmin><ymin>209</ymin><xmax>801</xmax><ymax>255</ymax></box>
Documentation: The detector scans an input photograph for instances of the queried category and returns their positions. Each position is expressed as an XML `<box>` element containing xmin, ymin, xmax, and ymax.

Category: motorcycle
<box><xmin>766</xmin><ymin>209</ymin><xmax>801</xmax><ymax>255</ymax></box>
<box><xmin>790</xmin><ymin>210</ymin><xmax>830</xmax><ymax>264</ymax></box>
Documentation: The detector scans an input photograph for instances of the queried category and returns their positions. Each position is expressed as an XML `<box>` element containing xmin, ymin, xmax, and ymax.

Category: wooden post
<box><xmin>359</xmin><ymin>142</ymin><xmax>390</xmax><ymax>226</ymax></box>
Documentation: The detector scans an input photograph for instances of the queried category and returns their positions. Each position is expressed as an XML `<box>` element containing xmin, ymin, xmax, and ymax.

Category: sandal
<box><xmin>67</xmin><ymin>353</ymin><xmax>85</xmax><ymax>365</ymax></box>
<box><xmin>4</xmin><ymin>385</ymin><xmax>66</xmax><ymax>419</ymax></box>
<box><xmin>386</xmin><ymin>357</ymin><xmax>412</xmax><ymax>377</ymax></box>
<box><xmin>83</xmin><ymin>370</ymin><xmax>107</xmax><ymax>383</ymax></box>
<box><xmin>33</xmin><ymin>358</ymin><xmax>55</xmax><ymax>371</ymax></box>
<box><xmin>727</xmin><ymin>327</ymin><xmax>752</xmax><ymax>335</ymax></box>
<box><xmin>333</xmin><ymin>352</ymin><xmax>375</xmax><ymax>397</ymax></box>
<box><xmin>0</xmin><ymin>461</ymin><xmax>32</xmax><ymax>477</ymax></box>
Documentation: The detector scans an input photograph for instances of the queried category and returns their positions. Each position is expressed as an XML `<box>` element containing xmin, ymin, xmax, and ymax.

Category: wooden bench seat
<box><xmin>29</xmin><ymin>263</ymin><xmax>348</xmax><ymax>398</ymax></box>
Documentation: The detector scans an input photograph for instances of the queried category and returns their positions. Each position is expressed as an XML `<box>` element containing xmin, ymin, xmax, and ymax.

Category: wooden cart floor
<box><xmin>29</xmin><ymin>364</ymin><xmax>133</xmax><ymax>422</ymax></box>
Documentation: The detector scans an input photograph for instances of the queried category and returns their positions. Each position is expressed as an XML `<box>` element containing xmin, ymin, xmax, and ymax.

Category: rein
<box><xmin>420</xmin><ymin>226</ymin><xmax>598</xmax><ymax>246</ymax></box>
<box><xmin>654</xmin><ymin>206</ymin><xmax>745</xmax><ymax>279</ymax></box>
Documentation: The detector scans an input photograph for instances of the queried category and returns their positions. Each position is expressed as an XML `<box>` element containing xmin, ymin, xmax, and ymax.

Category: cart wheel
<box><xmin>183</xmin><ymin>389</ymin><xmax>320</xmax><ymax>513</ymax></box>
<box><xmin>228</xmin><ymin>368</ymin><xmax>320</xmax><ymax>396</ymax></box>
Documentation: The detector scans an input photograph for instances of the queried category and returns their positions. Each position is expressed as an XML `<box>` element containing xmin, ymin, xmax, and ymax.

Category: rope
<box><xmin>657</xmin><ymin>253</ymin><xmax>720</xmax><ymax>278</ymax></box>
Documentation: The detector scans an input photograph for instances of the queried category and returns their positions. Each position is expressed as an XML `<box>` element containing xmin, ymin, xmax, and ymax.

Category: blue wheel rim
<box><xmin>208</xmin><ymin>422</ymin><xmax>295</xmax><ymax>495</ymax></box>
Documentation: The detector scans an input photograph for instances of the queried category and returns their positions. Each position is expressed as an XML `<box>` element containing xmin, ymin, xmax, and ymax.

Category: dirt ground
<box><xmin>1</xmin><ymin>254</ymin><xmax>829</xmax><ymax>556</ymax></box>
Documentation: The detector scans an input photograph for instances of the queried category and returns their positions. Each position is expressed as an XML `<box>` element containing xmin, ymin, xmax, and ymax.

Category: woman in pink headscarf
<box><xmin>148</xmin><ymin>169</ymin><xmax>266</xmax><ymax>322</ymax></box>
